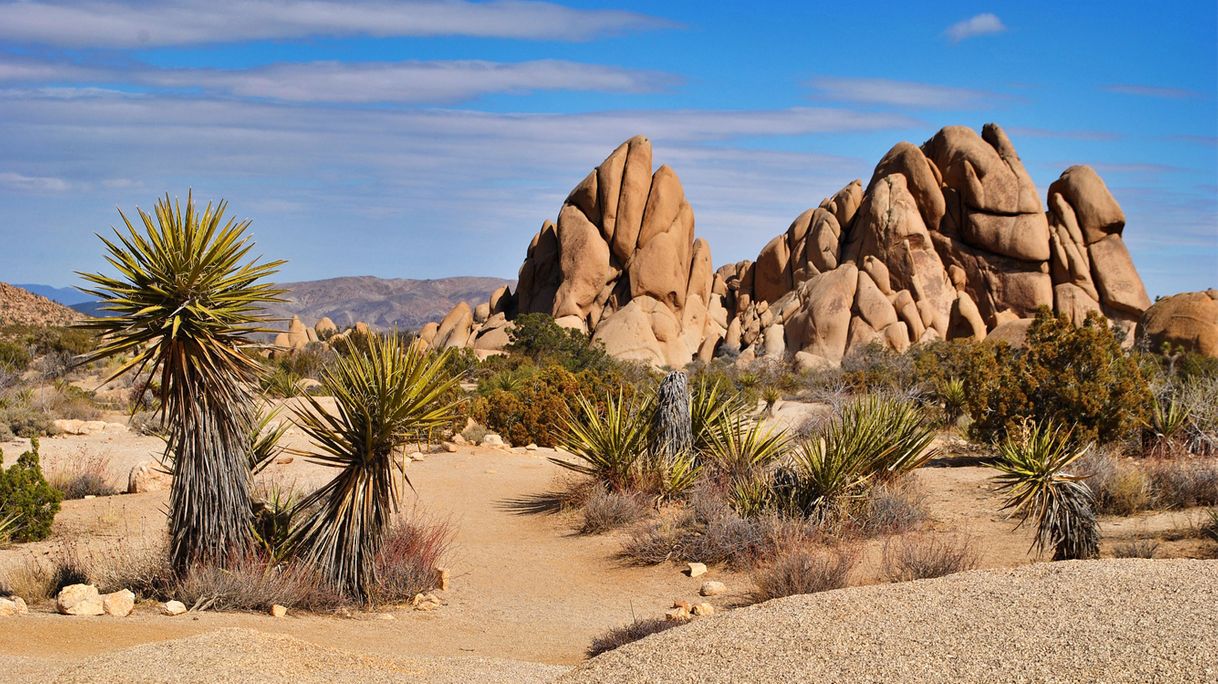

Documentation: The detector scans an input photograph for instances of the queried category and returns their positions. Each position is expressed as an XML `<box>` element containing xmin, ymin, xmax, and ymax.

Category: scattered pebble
<box><xmin>699</xmin><ymin>581</ymin><xmax>726</xmax><ymax>597</ymax></box>
<box><xmin>686</xmin><ymin>563</ymin><xmax>707</xmax><ymax>578</ymax></box>
<box><xmin>162</xmin><ymin>600</ymin><xmax>187</xmax><ymax>616</ymax></box>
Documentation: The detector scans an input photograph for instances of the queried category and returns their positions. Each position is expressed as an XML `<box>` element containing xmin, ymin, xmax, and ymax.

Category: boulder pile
<box><xmin>413</xmin><ymin>124</ymin><xmax>1166</xmax><ymax>366</ymax></box>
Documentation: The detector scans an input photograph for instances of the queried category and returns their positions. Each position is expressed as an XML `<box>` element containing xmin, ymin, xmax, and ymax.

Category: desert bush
<box><xmin>0</xmin><ymin>551</ymin><xmax>89</xmax><ymax>600</ymax></box>
<box><xmin>368</xmin><ymin>516</ymin><xmax>454</xmax><ymax>604</ymax></box>
<box><xmin>505</xmin><ymin>313</ymin><xmax>615</xmax><ymax>372</ymax></box>
<box><xmin>580</xmin><ymin>489</ymin><xmax>651</xmax><ymax>534</ymax></box>
<box><xmin>881</xmin><ymin>533</ymin><xmax>978</xmax><ymax>582</ymax></box>
<box><xmin>1081</xmin><ymin>449</ymin><xmax>1152</xmax><ymax>516</ymax></box>
<box><xmin>172</xmin><ymin>553</ymin><xmax>343</xmax><ymax>612</ymax></box>
<box><xmin>841</xmin><ymin>342</ymin><xmax>917</xmax><ymax>394</ymax></box>
<box><xmin>778</xmin><ymin>396</ymin><xmax>936</xmax><ymax>520</ymax></box>
<box><xmin>0</xmin><ymin>439</ymin><xmax>61</xmax><ymax>542</ymax></box>
<box><xmin>991</xmin><ymin>420</ymin><xmax>1099</xmax><ymax>561</ymax></box>
<box><xmin>0</xmin><ymin>339</ymin><xmax>31</xmax><ymax>373</ymax></box>
<box><xmin>1144</xmin><ymin>458</ymin><xmax>1218</xmax><ymax>509</ymax></box>
<box><xmin>749</xmin><ymin>545</ymin><xmax>857</xmax><ymax>602</ymax></box>
<box><xmin>45</xmin><ymin>449</ymin><xmax>117</xmax><ymax>499</ymax></box>
<box><xmin>1179</xmin><ymin>376</ymin><xmax>1218</xmax><ymax>455</ymax></box>
<box><xmin>586</xmin><ymin>618</ymin><xmax>681</xmax><ymax>657</ymax></box>
<box><xmin>473</xmin><ymin>363</ymin><xmax>641</xmax><ymax>448</ymax></box>
<box><xmin>1111</xmin><ymin>539</ymin><xmax>1159</xmax><ymax>559</ymax></box>
<box><xmin>845</xmin><ymin>478</ymin><xmax>929</xmax><ymax>536</ymax></box>
<box><xmin>962</xmin><ymin>310</ymin><xmax>1150</xmax><ymax>445</ymax></box>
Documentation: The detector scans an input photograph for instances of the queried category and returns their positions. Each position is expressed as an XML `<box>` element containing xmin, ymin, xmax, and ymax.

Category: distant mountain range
<box><xmin>16</xmin><ymin>276</ymin><xmax>514</xmax><ymax>330</ymax></box>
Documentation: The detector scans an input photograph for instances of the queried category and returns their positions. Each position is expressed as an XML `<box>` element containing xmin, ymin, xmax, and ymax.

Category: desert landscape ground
<box><xmin>2</xmin><ymin>4</ymin><xmax>1216</xmax><ymax>683</ymax></box>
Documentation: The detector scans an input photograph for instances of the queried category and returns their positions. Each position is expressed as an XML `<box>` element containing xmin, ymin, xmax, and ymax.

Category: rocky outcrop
<box><xmin>1138</xmin><ymin>290</ymin><xmax>1218</xmax><ymax>357</ymax></box>
<box><xmin>433</xmin><ymin>136</ymin><xmax>714</xmax><ymax>367</ymax></box>
<box><xmin>718</xmin><ymin>123</ymin><xmax>1154</xmax><ymax>366</ymax></box>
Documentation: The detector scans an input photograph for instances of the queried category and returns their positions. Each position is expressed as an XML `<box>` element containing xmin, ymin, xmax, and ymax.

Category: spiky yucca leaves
<box><xmin>703</xmin><ymin>414</ymin><xmax>790</xmax><ymax>483</ymax></box>
<box><xmin>554</xmin><ymin>391</ymin><xmax>654</xmax><ymax>493</ymax></box>
<box><xmin>289</xmin><ymin>334</ymin><xmax>460</xmax><ymax>601</ymax></box>
<box><xmin>77</xmin><ymin>193</ymin><xmax>284</xmax><ymax>572</ymax></box>
<box><xmin>690</xmin><ymin>376</ymin><xmax>750</xmax><ymax>455</ymax></box>
<box><xmin>784</xmin><ymin>397</ymin><xmax>936</xmax><ymax>519</ymax></box>
<box><xmin>991</xmin><ymin>420</ymin><xmax>1099</xmax><ymax>561</ymax></box>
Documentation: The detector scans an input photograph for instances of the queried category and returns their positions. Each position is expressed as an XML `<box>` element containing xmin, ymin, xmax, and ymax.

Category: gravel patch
<box><xmin>51</xmin><ymin>628</ymin><xmax>565</xmax><ymax>684</ymax></box>
<box><xmin>563</xmin><ymin>559</ymin><xmax>1218</xmax><ymax>683</ymax></box>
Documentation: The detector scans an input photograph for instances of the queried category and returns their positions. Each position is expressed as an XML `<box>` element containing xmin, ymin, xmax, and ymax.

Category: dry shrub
<box><xmin>0</xmin><ymin>547</ymin><xmax>89</xmax><ymax>601</ymax></box>
<box><xmin>45</xmin><ymin>449</ymin><xmax>117</xmax><ymax>499</ymax></box>
<box><xmin>881</xmin><ymin>533</ymin><xmax>978</xmax><ymax>582</ymax></box>
<box><xmin>750</xmin><ymin>545</ymin><xmax>857</xmax><ymax>603</ymax></box>
<box><xmin>1145</xmin><ymin>459</ymin><xmax>1218</xmax><ymax>509</ymax></box>
<box><xmin>580</xmin><ymin>489</ymin><xmax>650</xmax><ymax>535</ymax></box>
<box><xmin>1083</xmin><ymin>450</ymin><xmax>1152</xmax><ymax>515</ymax></box>
<box><xmin>843</xmin><ymin>478</ymin><xmax>928</xmax><ymax>536</ymax></box>
<box><xmin>173</xmin><ymin>554</ymin><xmax>343</xmax><ymax>612</ymax></box>
<box><xmin>368</xmin><ymin>516</ymin><xmax>454</xmax><ymax>604</ymax></box>
<box><xmin>1111</xmin><ymin>539</ymin><xmax>1159</xmax><ymax>559</ymax></box>
<box><xmin>586</xmin><ymin>617</ymin><xmax>681</xmax><ymax>657</ymax></box>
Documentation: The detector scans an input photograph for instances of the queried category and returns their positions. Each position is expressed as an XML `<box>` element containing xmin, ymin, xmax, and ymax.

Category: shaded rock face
<box><xmin>1138</xmin><ymin>290</ymin><xmax>1218</xmax><ymax>357</ymax></box>
<box><xmin>432</xmin><ymin>136</ymin><xmax>714</xmax><ymax>367</ymax></box>
<box><xmin>720</xmin><ymin>123</ymin><xmax>1152</xmax><ymax>366</ymax></box>
<box><xmin>433</xmin><ymin>124</ymin><xmax>1153</xmax><ymax>369</ymax></box>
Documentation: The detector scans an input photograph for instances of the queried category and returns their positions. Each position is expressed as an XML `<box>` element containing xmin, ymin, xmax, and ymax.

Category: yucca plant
<box><xmin>288</xmin><ymin>333</ymin><xmax>461</xmax><ymax>601</ymax></box>
<box><xmin>702</xmin><ymin>413</ymin><xmax>790</xmax><ymax>483</ymax></box>
<box><xmin>990</xmin><ymin>420</ymin><xmax>1099</xmax><ymax>561</ymax></box>
<box><xmin>553</xmin><ymin>391</ymin><xmax>654</xmax><ymax>493</ymax></box>
<box><xmin>936</xmin><ymin>377</ymin><xmax>968</xmax><ymax>423</ymax></box>
<box><xmin>77</xmin><ymin>192</ymin><xmax>284</xmax><ymax>573</ymax></box>
<box><xmin>1148</xmin><ymin>390</ymin><xmax>1191</xmax><ymax>445</ymax></box>
<box><xmin>785</xmin><ymin>397</ymin><xmax>936</xmax><ymax>519</ymax></box>
<box><xmin>690</xmin><ymin>376</ymin><xmax>750</xmax><ymax>455</ymax></box>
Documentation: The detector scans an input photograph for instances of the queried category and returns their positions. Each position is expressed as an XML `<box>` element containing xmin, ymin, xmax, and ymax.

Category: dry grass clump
<box><xmin>1083</xmin><ymin>450</ymin><xmax>1152</xmax><ymax>515</ymax></box>
<box><xmin>368</xmin><ymin>517</ymin><xmax>454</xmax><ymax>604</ymax></box>
<box><xmin>1111</xmin><ymin>539</ymin><xmax>1159</xmax><ymax>559</ymax></box>
<box><xmin>44</xmin><ymin>449</ymin><xmax>117</xmax><ymax>499</ymax></box>
<box><xmin>881</xmin><ymin>533</ymin><xmax>979</xmax><ymax>582</ymax></box>
<box><xmin>1144</xmin><ymin>459</ymin><xmax>1218</xmax><ymax>509</ymax></box>
<box><xmin>0</xmin><ymin>547</ymin><xmax>89</xmax><ymax>600</ymax></box>
<box><xmin>580</xmin><ymin>489</ymin><xmax>650</xmax><ymax>535</ymax></box>
<box><xmin>173</xmin><ymin>554</ymin><xmax>344</xmax><ymax>612</ymax></box>
<box><xmin>586</xmin><ymin>617</ymin><xmax>682</xmax><ymax>658</ymax></box>
<box><xmin>749</xmin><ymin>545</ymin><xmax>858</xmax><ymax>603</ymax></box>
<box><xmin>839</xmin><ymin>478</ymin><xmax>928</xmax><ymax>537</ymax></box>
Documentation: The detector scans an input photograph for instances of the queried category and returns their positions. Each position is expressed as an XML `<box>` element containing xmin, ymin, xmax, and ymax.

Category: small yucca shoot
<box><xmin>990</xmin><ymin>420</ymin><xmax>1099</xmax><ymax>561</ymax></box>
<box><xmin>553</xmin><ymin>391</ymin><xmax>653</xmax><ymax>494</ymax></box>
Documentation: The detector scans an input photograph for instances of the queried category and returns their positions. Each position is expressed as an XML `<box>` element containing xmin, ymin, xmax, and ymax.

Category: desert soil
<box><xmin>0</xmin><ymin>402</ymin><xmax>1213</xmax><ymax>682</ymax></box>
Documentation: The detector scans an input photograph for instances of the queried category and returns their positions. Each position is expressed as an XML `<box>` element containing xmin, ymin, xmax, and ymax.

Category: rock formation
<box><xmin>430</xmin><ymin>124</ymin><xmax>1160</xmax><ymax>368</ymax></box>
<box><xmin>1138</xmin><ymin>290</ymin><xmax>1218</xmax><ymax>357</ymax></box>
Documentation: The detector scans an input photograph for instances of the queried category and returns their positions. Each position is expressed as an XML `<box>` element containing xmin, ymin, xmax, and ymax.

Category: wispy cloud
<box><xmin>145</xmin><ymin>60</ymin><xmax>676</xmax><ymax>104</ymax></box>
<box><xmin>944</xmin><ymin>13</ymin><xmax>1006</xmax><ymax>42</ymax></box>
<box><xmin>1104</xmin><ymin>84</ymin><xmax>1202</xmax><ymax>99</ymax></box>
<box><xmin>1006</xmin><ymin>126</ymin><xmax>1121</xmax><ymax>142</ymax></box>
<box><xmin>0</xmin><ymin>0</ymin><xmax>675</xmax><ymax>48</ymax></box>
<box><xmin>808</xmin><ymin>77</ymin><xmax>999</xmax><ymax>109</ymax></box>
<box><xmin>0</xmin><ymin>171</ymin><xmax>70</xmax><ymax>192</ymax></box>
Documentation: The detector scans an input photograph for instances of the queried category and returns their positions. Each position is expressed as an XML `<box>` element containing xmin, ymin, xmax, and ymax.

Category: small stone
<box><xmin>161</xmin><ymin>600</ymin><xmax>187</xmax><ymax>616</ymax></box>
<box><xmin>700</xmin><ymin>581</ymin><xmax>727</xmax><ymax>597</ymax></box>
<box><xmin>665</xmin><ymin>607</ymin><xmax>690</xmax><ymax>622</ymax></box>
<box><xmin>0</xmin><ymin>598</ymin><xmax>18</xmax><ymax>617</ymax></box>
<box><xmin>435</xmin><ymin>567</ymin><xmax>451</xmax><ymax>591</ymax></box>
<box><xmin>452</xmin><ymin>434</ymin><xmax>467</xmax><ymax>445</ymax></box>
<box><xmin>525</xmin><ymin>443</ymin><xmax>538</xmax><ymax>451</ymax></box>
<box><xmin>377</xmin><ymin>613</ymin><xmax>395</xmax><ymax>620</ymax></box>
<box><xmin>13</xmin><ymin>597</ymin><xmax>27</xmax><ymax>615</ymax></box>
<box><xmin>692</xmin><ymin>602</ymin><xmax>715</xmax><ymax>617</ymax></box>
<box><xmin>442</xmin><ymin>442</ymin><xmax>458</xmax><ymax>453</ymax></box>
<box><xmin>686</xmin><ymin>562</ymin><xmax>707</xmax><ymax>578</ymax></box>
<box><xmin>412</xmin><ymin>453</ymin><xmax>426</xmax><ymax>462</ymax></box>
<box><xmin>270</xmin><ymin>604</ymin><xmax>288</xmax><ymax>618</ymax></box>
<box><xmin>411</xmin><ymin>592</ymin><xmax>442</xmax><ymax>611</ymax></box>
<box><xmin>480</xmin><ymin>433</ymin><xmax>506</xmax><ymax>448</ymax></box>
<box><xmin>274</xmin><ymin>456</ymin><xmax>294</xmax><ymax>465</ymax></box>
<box><xmin>57</xmin><ymin>584</ymin><xmax>104</xmax><ymax>616</ymax></box>
<box><xmin>102</xmin><ymin>589</ymin><xmax>135</xmax><ymax>617</ymax></box>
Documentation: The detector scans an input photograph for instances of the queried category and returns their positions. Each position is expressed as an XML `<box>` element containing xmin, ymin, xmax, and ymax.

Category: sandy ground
<box><xmin>0</xmin><ymin>402</ymin><xmax>1214</xmax><ymax>681</ymax></box>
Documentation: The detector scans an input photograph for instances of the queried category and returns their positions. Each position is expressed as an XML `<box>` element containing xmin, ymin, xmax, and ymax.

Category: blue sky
<box><xmin>0</xmin><ymin>0</ymin><xmax>1214</xmax><ymax>297</ymax></box>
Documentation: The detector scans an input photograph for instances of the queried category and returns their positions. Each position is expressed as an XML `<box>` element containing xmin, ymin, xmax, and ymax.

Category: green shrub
<box><xmin>505</xmin><ymin>313</ymin><xmax>614</xmax><ymax>372</ymax></box>
<box><xmin>0</xmin><ymin>439</ymin><xmax>62</xmax><ymax>542</ymax></box>
<box><xmin>961</xmin><ymin>310</ymin><xmax>1150</xmax><ymax>445</ymax></box>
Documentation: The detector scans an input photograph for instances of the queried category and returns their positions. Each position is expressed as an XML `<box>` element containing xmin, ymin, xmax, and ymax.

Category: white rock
<box><xmin>57</xmin><ymin>584</ymin><xmax>104</xmax><ymax>616</ymax></box>
<box><xmin>700</xmin><ymin>580</ymin><xmax>727</xmax><ymax>597</ymax></box>
<box><xmin>0</xmin><ymin>598</ymin><xmax>18</xmax><ymax>617</ymax></box>
<box><xmin>13</xmin><ymin>597</ymin><xmax>27</xmax><ymax>615</ymax></box>
<box><xmin>128</xmin><ymin>460</ymin><xmax>172</xmax><ymax>494</ymax></box>
<box><xmin>102</xmin><ymin>589</ymin><xmax>135</xmax><ymax>617</ymax></box>
<box><xmin>692</xmin><ymin>602</ymin><xmax>715</xmax><ymax>617</ymax></box>
<box><xmin>525</xmin><ymin>443</ymin><xmax>538</xmax><ymax>451</ymax></box>
<box><xmin>270</xmin><ymin>604</ymin><xmax>288</xmax><ymax>618</ymax></box>
<box><xmin>686</xmin><ymin>562</ymin><xmax>707</xmax><ymax>578</ymax></box>
<box><xmin>442</xmin><ymin>442</ymin><xmax>458</xmax><ymax>453</ymax></box>
<box><xmin>479</xmin><ymin>433</ymin><xmax>506</xmax><ymax>448</ymax></box>
<box><xmin>161</xmin><ymin>600</ymin><xmax>187</xmax><ymax>616</ymax></box>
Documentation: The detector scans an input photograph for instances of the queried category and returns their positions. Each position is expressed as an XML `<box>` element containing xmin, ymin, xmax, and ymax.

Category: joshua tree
<box><xmin>652</xmin><ymin>371</ymin><xmax>692</xmax><ymax>461</ymax></box>
<box><xmin>991</xmin><ymin>420</ymin><xmax>1100</xmax><ymax>561</ymax></box>
<box><xmin>79</xmin><ymin>192</ymin><xmax>284</xmax><ymax>573</ymax></box>
<box><xmin>288</xmin><ymin>332</ymin><xmax>460</xmax><ymax>601</ymax></box>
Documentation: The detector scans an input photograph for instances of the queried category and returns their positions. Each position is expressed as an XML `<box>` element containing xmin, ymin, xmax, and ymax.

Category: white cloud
<box><xmin>0</xmin><ymin>171</ymin><xmax>70</xmax><ymax>192</ymax></box>
<box><xmin>146</xmin><ymin>60</ymin><xmax>676</xmax><ymax>103</ymax></box>
<box><xmin>809</xmin><ymin>77</ymin><xmax>997</xmax><ymax>109</ymax></box>
<box><xmin>0</xmin><ymin>0</ymin><xmax>674</xmax><ymax>48</ymax></box>
<box><xmin>944</xmin><ymin>13</ymin><xmax>1006</xmax><ymax>42</ymax></box>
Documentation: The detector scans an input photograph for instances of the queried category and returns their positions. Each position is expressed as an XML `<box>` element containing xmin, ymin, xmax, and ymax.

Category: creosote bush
<box><xmin>0</xmin><ymin>439</ymin><xmax>61</xmax><ymax>542</ymax></box>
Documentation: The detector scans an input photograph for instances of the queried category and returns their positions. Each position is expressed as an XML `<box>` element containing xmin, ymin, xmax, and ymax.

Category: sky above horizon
<box><xmin>0</xmin><ymin>1</ymin><xmax>1215</xmax><ymax>298</ymax></box>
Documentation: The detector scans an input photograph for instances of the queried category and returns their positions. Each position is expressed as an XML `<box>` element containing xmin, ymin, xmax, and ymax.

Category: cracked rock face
<box><xmin>432</xmin><ymin>124</ymin><xmax>1157</xmax><ymax>368</ymax></box>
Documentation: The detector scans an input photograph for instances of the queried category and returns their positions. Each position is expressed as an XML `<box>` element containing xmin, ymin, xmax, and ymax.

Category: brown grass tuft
<box><xmin>580</xmin><ymin>489</ymin><xmax>650</xmax><ymax>535</ymax></box>
<box><xmin>586</xmin><ymin>618</ymin><xmax>681</xmax><ymax>658</ymax></box>
<box><xmin>749</xmin><ymin>545</ymin><xmax>857</xmax><ymax>603</ymax></box>
<box><xmin>881</xmin><ymin>533</ymin><xmax>979</xmax><ymax>582</ymax></box>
